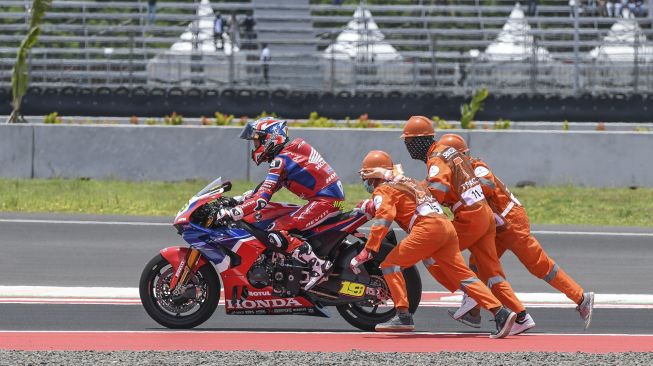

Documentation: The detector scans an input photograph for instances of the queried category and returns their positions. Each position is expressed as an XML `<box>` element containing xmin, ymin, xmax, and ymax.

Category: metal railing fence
<box><xmin>0</xmin><ymin>0</ymin><xmax>652</xmax><ymax>95</ymax></box>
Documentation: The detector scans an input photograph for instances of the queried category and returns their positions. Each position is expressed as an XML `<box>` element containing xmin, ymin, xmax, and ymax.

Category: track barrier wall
<box><xmin>2</xmin><ymin>87</ymin><xmax>653</xmax><ymax>122</ymax></box>
<box><xmin>0</xmin><ymin>125</ymin><xmax>651</xmax><ymax>187</ymax></box>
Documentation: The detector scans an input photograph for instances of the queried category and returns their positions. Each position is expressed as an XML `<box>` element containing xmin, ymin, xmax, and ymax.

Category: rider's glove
<box><xmin>216</xmin><ymin>207</ymin><xmax>244</xmax><ymax>223</ymax></box>
<box><xmin>233</xmin><ymin>190</ymin><xmax>254</xmax><ymax>204</ymax></box>
<box><xmin>350</xmin><ymin>248</ymin><xmax>374</xmax><ymax>275</ymax></box>
<box><xmin>353</xmin><ymin>199</ymin><xmax>375</xmax><ymax>220</ymax></box>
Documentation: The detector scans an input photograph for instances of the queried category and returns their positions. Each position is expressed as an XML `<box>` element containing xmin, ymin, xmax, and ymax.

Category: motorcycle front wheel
<box><xmin>139</xmin><ymin>253</ymin><xmax>220</xmax><ymax>329</ymax></box>
<box><xmin>336</xmin><ymin>266</ymin><xmax>422</xmax><ymax>331</ymax></box>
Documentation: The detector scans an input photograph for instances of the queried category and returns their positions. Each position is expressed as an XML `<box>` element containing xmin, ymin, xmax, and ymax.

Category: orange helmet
<box><xmin>439</xmin><ymin>133</ymin><xmax>469</xmax><ymax>154</ymax></box>
<box><xmin>361</xmin><ymin>150</ymin><xmax>393</xmax><ymax>170</ymax></box>
<box><xmin>401</xmin><ymin>116</ymin><xmax>435</xmax><ymax>139</ymax></box>
<box><xmin>360</xmin><ymin>150</ymin><xmax>393</xmax><ymax>180</ymax></box>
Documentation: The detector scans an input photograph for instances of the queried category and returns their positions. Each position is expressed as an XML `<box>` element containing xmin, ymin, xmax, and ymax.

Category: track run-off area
<box><xmin>0</xmin><ymin>213</ymin><xmax>652</xmax><ymax>353</ymax></box>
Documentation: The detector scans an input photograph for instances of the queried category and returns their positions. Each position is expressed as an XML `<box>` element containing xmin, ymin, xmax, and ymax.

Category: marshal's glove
<box><xmin>353</xmin><ymin>199</ymin><xmax>375</xmax><ymax>220</ymax></box>
<box><xmin>349</xmin><ymin>248</ymin><xmax>374</xmax><ymax>275</ymax></box>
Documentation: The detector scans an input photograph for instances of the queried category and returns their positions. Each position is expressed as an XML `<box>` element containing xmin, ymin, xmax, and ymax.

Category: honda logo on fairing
<box><xmin>226</xmin><ymin>298</ymin><xmax>303</xmax><ymax>309</ymax></box>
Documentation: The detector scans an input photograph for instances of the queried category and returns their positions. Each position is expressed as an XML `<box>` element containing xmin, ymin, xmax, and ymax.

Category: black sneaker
<box><xmin>490</xmin><ymin>307</ymin><xmax>517</xmax><ymax>339</ymax></box>
<box><xmin>375</xmin><ymin>312</ymin><xmax>415</xmax><ymax>332</ymax></box>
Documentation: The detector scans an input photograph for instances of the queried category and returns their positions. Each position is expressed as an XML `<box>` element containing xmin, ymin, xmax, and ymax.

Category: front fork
<box><xmin>169</xmin><ymin>248</ymin><xmax>202</xmax><ymax>295</ymax></box>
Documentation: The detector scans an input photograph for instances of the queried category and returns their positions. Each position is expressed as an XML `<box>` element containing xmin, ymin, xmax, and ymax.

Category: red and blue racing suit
<box><xmin>236</xmin><ymin>138</ymin><xmax>345</xmax><ymax>252</ymax></box>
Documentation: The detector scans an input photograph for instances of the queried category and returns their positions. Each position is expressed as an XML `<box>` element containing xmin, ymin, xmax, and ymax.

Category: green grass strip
<box><xmin>0</xmin><ymin>178</ymin><xmax>650</xmax><ymax>227</ymax></box>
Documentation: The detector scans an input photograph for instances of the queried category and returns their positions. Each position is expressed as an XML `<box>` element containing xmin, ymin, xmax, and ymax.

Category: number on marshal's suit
<box><xmin>461</xmin><ymin>185</ymin><xmax>484</xmax><ymax>206</ymax></box>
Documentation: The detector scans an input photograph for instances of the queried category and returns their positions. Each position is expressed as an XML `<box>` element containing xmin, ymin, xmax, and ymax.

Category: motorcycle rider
<box><xmin>217</xmin><ymin>117</ymin><xmax>345</xmax><ymax>290</ymax></box>
<box><xmin>400</xmin><ymin>116</ymin><xmax>534</xmax><ymax>335</ymax></box>
<box><xmin>439</xmin><ymin>133</ymin><xmax>594</xmax><ymax>331</ymax></box>
<box><xmin>350</xmin><ymin>150</ymin><xmax>517</xmax><ymax>338</ymax></box>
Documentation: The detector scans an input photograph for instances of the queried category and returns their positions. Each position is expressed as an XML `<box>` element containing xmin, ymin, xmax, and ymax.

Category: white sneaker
<box><xmin>509</xmin><ymin>313</ymin><xmax>536</xmax><ymax>335</ymax></box>
<box><xmin>452</xmin><ymin>293</ymin><xmax>479</xmax><ymax>319</ymax></box>
<box><xmin>577</xmin><ymin>292</ymin><xmax>594</xmax><ymax>330</ymax></box>
<box><xmin>448</xmin><ymin>309</ymin><xmax>481</xmax><ymax>328</ymax></box>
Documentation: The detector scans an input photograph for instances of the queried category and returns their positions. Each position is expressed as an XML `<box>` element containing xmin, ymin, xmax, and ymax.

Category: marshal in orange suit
<box><xmin>349</xmin><ymin>150</ymin><xmax>516</xmax><ymax>338</ymax></box>
<box><xmin>401</xmin><ymin>116</ymin><xmax>534</xmax><ymax>335</ymax></box>
<box><xmin>438</xmin><ymin>133</ymin><xmax>595</xmax><ymax>331</ymax></box>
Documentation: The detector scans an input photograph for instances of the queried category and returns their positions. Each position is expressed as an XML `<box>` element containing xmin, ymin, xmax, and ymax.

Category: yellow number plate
<box><xmin>339</xmin><ymin>281</ymin><xmax>366</xmax><ymax>297</ymax></box>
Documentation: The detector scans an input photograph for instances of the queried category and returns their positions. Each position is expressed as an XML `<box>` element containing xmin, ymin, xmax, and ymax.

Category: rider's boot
<box><xmin>292</xmin><ymin>243</ymin><xmax>333</xmax><ymax>290</ymax></box>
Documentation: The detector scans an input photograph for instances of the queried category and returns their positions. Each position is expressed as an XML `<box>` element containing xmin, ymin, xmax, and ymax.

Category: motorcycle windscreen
<box><xmin>195</xmin><ymin>177</ymin><xmax>224</xmax><ymax>197</ymax></box>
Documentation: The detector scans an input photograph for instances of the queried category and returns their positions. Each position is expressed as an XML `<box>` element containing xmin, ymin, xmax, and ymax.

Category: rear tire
<box><xmin>139</xmin><ymin>254</ymin><xmax>220</xmax><ymax>329</ymax></box>
<box><xmin>336</xmin><ymin>266</ymin><xmax>422</xmax><ymax>331</ymax></box>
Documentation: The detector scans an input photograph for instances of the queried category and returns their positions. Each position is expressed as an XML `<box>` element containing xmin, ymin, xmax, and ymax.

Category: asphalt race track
<box><xmin>0</xmin><ymin>212</ymin><xmax>652</xmax><ymax>356</ymax></box>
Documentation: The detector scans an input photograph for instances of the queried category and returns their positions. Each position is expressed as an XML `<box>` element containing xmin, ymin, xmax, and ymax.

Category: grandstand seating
<box><xmin>0</xmin><ymin>0</ymin><xmax>651</xmax><ymax>95</ymax></box>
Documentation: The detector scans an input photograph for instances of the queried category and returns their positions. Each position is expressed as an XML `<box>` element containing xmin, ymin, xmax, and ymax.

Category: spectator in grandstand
<box><xmin>586</xmin><ymin>0</ymin><xmax>598</xmax><ymax>15</ymax></box>
<box><xmin>229</xmin><ymin>14</ymin><xmax>241</xmax><ymax>49</ymax></box>
<box><xmin>214</xmin><ymin>12</ymin><xmax>225</xmax><ymax>50</ymax></box>
<box><xmin>260</xmin><ymin>43</ymin><xmax>271</xmax><ymax>85</ymax></box>
<box><xmin>629</xmin><ymin>0</ymin><xmax>644</xmax><ymax>16</ymax></box>
<box><xmin>598</xmin><ymin>0</ymin><xmax>608</xmax><ymax>16</ymax></box>
<box><xmin>606</xmin><ymin>0</ymin><xmax>616</xmax><ymax>16</ymax></box>
<box><xmin>242</xmin><ymin>13</ymin><xmax>256</xmax><ymax>43</ymax></box>
<box><xmin>615</xmin><ymin>0</ymin><xmax>628</xmax><ymax>16</ymax></box>
<box><xmin>147</xmin><ymin>0</ymin><xmax>157</xmax><ymax>25</ymax></box>
<box><xmin>527</xmin><ymin>0</ymin><xmax>537</xmax><ymax>16</ymax></box>
<box><xmin>569</xmin><ymin>0</ymin><xmax>579</xmax><ymax>17</ymax></box>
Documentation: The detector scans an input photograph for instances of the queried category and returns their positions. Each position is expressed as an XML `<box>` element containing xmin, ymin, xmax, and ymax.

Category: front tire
<box><xmin>336</xmin><ymin>266</ymin><xmax>422</xmax><ymax>331</ymax></box>
<box><xmin>139</xmin><ymin>253</ymin><xmax>220</xmax><ymax>329</ymax></box>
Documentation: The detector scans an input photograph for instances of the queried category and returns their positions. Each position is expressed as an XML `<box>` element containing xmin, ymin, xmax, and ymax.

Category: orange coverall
<box><xmin>468</xmin><ymin>158</ymin><xmax>585</xmax><ymax>304</ymax></box>
<box><xmin>365</xmin><ymin>178</ymin><xmax>501</xmax><ymax>312</ymax></box>
<box><xmin>423</xmin><ymin>143</ymin><xmax>526</xmax><ymax>314</ymax></box>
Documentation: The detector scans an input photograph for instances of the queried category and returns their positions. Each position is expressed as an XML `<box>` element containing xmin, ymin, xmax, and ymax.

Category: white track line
<box><xmin>531</xmin><ymin>230</ymin><xmax>653</xmax><ymax>237</ymax></box>
<box><xmin>1</xmin><ymin>286</ymin><xmax>652</xmax><ymax>308</ymax></box>
<box><xmin>1</xmin><ymin>218</ymin><xmax>651</xmax><ymax>236</ymax></box>
<box><xmin>0</xmin><ymin>218</ymin><xmax>168</xmax><ymax>226</ymax></box>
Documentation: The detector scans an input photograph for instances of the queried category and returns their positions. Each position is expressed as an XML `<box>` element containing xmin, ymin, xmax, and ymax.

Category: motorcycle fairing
<box><xmin>174</xmin><ymin>177</ymin><xmax>232</xmax><ymax>227</ymax></box>
<box><xmin>159</xmin><ymin>246</ymin><xmax>210</xmax><ymax>276</ymax></box>
<box><xmin>222</xmin><ymin>281</ymin><xmax>320</xmax><ymax>316</ymax></box>
<box><xmin>243</xmin><ymin>201</ymin><xmax>300</xmax><ymax>230</ymax></box>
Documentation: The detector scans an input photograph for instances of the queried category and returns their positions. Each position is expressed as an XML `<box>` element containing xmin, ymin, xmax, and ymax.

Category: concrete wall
<box><xmin>0</xmin><ymin>125</ymin><xmax>33</xmax><ymax>178</ymax></box>
<box><xmin>1</xmin><ymin>125</ymin><xmax>651</xmax><ymax>187</ymax></box>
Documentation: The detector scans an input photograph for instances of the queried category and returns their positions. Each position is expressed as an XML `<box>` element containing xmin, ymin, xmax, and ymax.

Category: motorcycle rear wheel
<box><xmin>336</xmin><ymin>266</ymin><xmax>421</xmax><ymax>331</ymax></box>
<box><xmin>139</xmin><ymin>254</ymin><xmax>220</xmax><ymax>329</ymax></box>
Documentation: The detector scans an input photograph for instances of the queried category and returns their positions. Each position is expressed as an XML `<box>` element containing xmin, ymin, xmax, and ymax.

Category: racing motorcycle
<box><xmin>139</xmin><ymin>177</ymin><xmax>422</xmax><ymax>331</ymax></box>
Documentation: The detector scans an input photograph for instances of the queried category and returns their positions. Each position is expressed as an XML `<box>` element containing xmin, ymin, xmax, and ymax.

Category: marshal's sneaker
<box><xmin>509</xmin><ymin>312</ymin><xmax>536</xmax><ymax>335</ymax></box>
<box><xmin>577</xmin><ymin>292</ymin><xmax>594</xmax><ymax>330</ymax></box>
<box><xmin>451</xmin><ymin>293</ymin><xmax>479</xmax><ymax>319</ymax></box>
<box><xmin>490</xmin><ymin>307</ymin><xmax>517</xmax><ymax>339</ymax></box>
<box><xmin>375</xmin><ymin>312</ymin><xmax>415</xmax><ymax>332</ymax></box>
<box><xmin>448</xmin><ymin>309</ymin><xmax>481</xmax><ymax>328</ymax></box>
